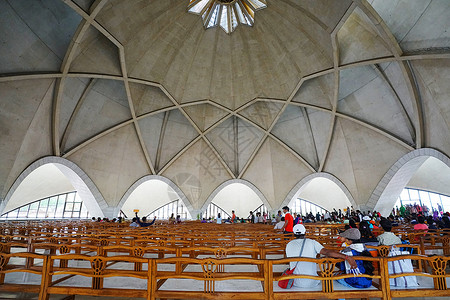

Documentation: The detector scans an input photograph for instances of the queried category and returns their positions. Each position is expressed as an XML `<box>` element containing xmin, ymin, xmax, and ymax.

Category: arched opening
<box><xmin>369</xmin><ymin>148</ymin><xmax>450</xmax><ymax>216</ymax></box>
<box><xmin>281</xmin><ymin>173</ymin><xmax>356</xmax><ymax>215</ymax></box>
<box><xmin>201</xmin><ymin>180</ymin><xmax>270</xmax><ymax>220</ymax></box>
<box><xmin>0</xmin><ymin>157</ymin><xmax>106</xmax><ymax>218</ymax></box>
<box><xmin>118</xmin><ymin>176</ymin><xmax>193</xmax><ymax>220</ymax></box>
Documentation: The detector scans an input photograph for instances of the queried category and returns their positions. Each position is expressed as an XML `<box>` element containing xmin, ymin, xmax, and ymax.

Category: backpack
<box><xmin>360</xmin><ymin>249</ymin><xmax>375</xmax><ymax>275</ymax></box>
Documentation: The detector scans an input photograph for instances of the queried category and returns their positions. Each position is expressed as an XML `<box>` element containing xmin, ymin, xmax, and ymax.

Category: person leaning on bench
<box><xmin>135</xmin><ymin>212</ymin><xmax>157</xmax><ymax>227</ymax></box>
<box><xmin>337</xmin><ymin>228</ymin><xmax>375</xmax><ymax>288</ymax></box>
<box><xmin>285</xmin><ymin>224</ymin><xmax>358</xmax><ymax>288</ymax></box>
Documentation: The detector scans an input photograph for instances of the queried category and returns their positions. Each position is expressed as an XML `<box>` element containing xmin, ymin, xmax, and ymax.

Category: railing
<box><xmin>202</xmin><ymin>202</ymin><xmax>231</xmax><ymax>220</ymax></box>
<box><xmin>0</xmin><ymin>191</ymin><xmax>90</xmax><ymax>220</ymax></box>
<box><xmin>144</xmin><ymin>199</ymin><xmax>190</xmax><ymax>220</ymax></box>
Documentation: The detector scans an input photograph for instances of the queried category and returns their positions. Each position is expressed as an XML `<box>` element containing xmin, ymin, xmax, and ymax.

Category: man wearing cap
<box><xmin>285</xmin><ymin>224</ymin><xmax>358</xmax><ymax>288</ymax></box>
<box><xmin>337</xmin><ymin>228</ymin><xmax>374</xmax><ymax>288</ymax></box>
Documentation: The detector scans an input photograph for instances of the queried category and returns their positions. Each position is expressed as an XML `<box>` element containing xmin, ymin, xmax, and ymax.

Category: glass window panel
<box><xmin>18</xmin><ymin>209</ymin><xmax>28</xmax><ymax>218</ymax></box>
<box><xmin>429</xmin><ymin>193</ymin><xmax>442</xmax><ymax>209</ymax></box>
<box><xmin>73</xmin><ymin>203</ymin><xmax>81</xmax><ymax>212</ymax></box>
<box><xmin>235</xmin><ymin>2</ymin><xmax>247</xmax><ymax>24</ymax></box>
<box><xmin>48</xmin><ymin>197</ymin><xmax>58</xmax><ymax>206</ymax></box>
<box><xmin>441</xmin><ymin>195</ymin><xmax>450</xmax><ymax>212</ymax></box>
<box><xmin>55</xmin><ymin>201</ymin><xmax>65</xmax><ymax>218</ymax></box>
<box><xmin>408</xmin><ymin>189</ymin><xmax>419</xmax><ymax>201</ymax></box>
<box><xmin>247</xmin><ymin>0</ymin><xmax>266</xmax><ymax>9</ymax></box>
<box><xmin>189</xmin><ymin>0</ymin><xmax>210</xmax><ymax>14</ymax></box>
<box><xmin>39</xmin><ymin>198</ymin><xmax>49</xmax><ymax>208</ymax></box>
<box><xmin>207</xmin><ymin>4</ymin><xmax>220</xmax><ymax>28</ymax></box>
<box><xmin>29</xmin><ymin>202</ymin><xmax>39</xmax><ymax>210</ymax></box>
<box><xmin>63</xmin><ymin>212</ymin><xmax>72</xmax><ymax>218</ymax></box>
<box><xmin>19</xmin><ymin>206</ymin><xmax>29</xmax><ymax>213</ymax></box>
<box><xmin>65</xmin><ymin>202</ymin><xmax>74</xmax><ymax>212</ymax></box>
<box><xmin>220</xmin><ymin>5</ymin><xmax>229</xmax><ymax>32</ymax></box>
<box><xmin>66</xmin><ymin>193</ymin><xmax>75</xmax><ymax>202</ymax></box>
<box><xmin>28</xmin><ymin>202</ymin><xmax>39</xmax><ymax>218</ymax></box>
<box><xmin>400</xmin><ymin>189</ymin><xmax>410</xmax><ymax>200</ymax></box>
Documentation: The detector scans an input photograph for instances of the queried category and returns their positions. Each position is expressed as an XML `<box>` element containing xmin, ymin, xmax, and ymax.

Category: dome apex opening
<box><xmin>188</xmin><ymin>0</ymin><xmax>267</xmax><ymax>33</ymax></box>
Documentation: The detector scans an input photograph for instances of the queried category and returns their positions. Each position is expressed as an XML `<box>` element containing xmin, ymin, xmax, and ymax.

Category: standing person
<box><xmin>281</xmin><ymin>206</ymin><xmax>294</xmax><ymax>234</ymax></box>
<box><xmin>285</xmin><ymin>224</ymin><xmax>357</xmax><ymax>288</ymax></box>
<box><xmin>231</xmin><ymin>210</ymin><xmax>236</xmax><ymax>223</ymax></box>
<box><xmin>316</xmin><ymin>212</ymin><xmax>321</xmax><ymax>222</ymax></box>
<box><xmin>169</xmin><ymin>213</ymin><xmax>176</xmax><ymax>224</ymax></box>
<box><xmin>216</xmin><ymin>213</ymin><xmax>222</xmax><ymax>224</ymax></box>
<box><xmin>248</xmin><ymin>211</ymin><xmax>255</xmax><ymax>223</ymax></box>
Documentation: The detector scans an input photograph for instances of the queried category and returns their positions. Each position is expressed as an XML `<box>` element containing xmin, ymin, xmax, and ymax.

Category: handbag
<box><xmin>388</xmin><ymin>245</ymin><xmax>419</xmax><ymax>287</ymax></box>
<box><xmin>278</xmin><ymin>239</ymin><xmax>307</xmax><ymax>289</ymax></box>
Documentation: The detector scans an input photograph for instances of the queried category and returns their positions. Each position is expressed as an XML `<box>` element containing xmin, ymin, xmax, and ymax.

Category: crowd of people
<box><xmin>91</xmin><ymin>204</ymin><xmax>450</xmax><ymax>234</ymax></box>
<box><xmin>90</xmin><ymin>204</ymin><xmax>449</xmax><ymax>291</ymax></box>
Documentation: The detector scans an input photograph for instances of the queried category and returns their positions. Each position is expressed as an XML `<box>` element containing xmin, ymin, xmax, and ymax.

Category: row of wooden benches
<box><xmin>0</xmin><ymin>251</ymin><xmax>448</xmax><ymax>300</ymax></box>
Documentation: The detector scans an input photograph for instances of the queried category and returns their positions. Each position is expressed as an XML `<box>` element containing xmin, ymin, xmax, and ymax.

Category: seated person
<box><xmin>377</xmin><ymin>219</ymin><xmax>401</xmax><ymax>246</ymax></box>
<box><xmin>129</xmin><ymin>217</ymin><xmax>139</xmax><ymax>227</ymax></box>
<box><xmin>414</xmin><ymin>215</ymin><xmax>428</xmax><ymax>231</ymax></box>
<box><xmin>285</xmin><ymin>224</ymin><xmax>357</xmax><ymax>288</ymax></box>
<box><xmin>337</xmin><ymin>228</ymin><xmax>374</xmax><ymax>288</ymax></box>
<box><xmin>359</xmin><ymin>220</ymin><xmax>377</xmax><ymax>243</ymax></box>
<box><xmin>135</xmin><ymin>212</ymin><xmax>157</xmax><ymax>227</ymax></box>
<box><xmin>274</xmin><ymin>217</ymin><xmax>285</xmax><ymax>230</ymax></box>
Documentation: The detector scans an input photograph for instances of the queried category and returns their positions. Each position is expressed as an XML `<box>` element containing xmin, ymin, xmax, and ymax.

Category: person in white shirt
<box><xmin>129</xmin><ymin>217</ymin><xmax>139</xmax><ymax>227</ymax></box>
<box><xmin>274</xmin><ymin>217</ymin><xmax>285</xmax><ymax>230</ymax></box>
<box><xmin>216</xmin><ymin>213</ymin><xmax>222</xmax><ymax>224</ymax></box>
<box><xmin>285</xmin><ymin>224</ymin><xmax>357</xmax><ymax>288</ymax></box>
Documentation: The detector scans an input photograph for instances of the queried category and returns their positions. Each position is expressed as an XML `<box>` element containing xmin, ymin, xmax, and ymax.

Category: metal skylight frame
<box><xmin>188</xmin><ymin>0</ymin><xmax>267</xmax><ymax>34</ymax></box>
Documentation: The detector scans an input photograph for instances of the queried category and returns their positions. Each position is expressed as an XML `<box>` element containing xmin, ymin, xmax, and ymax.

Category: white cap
<box><xmin>293</xmin><ymin>224</ymin><xmax>306</xmax><ymax>235</ymax></box>
<box><xmin>362</xmin><ymin>216</ymin><xmax>371</xmax><ymax>221</ymax></box>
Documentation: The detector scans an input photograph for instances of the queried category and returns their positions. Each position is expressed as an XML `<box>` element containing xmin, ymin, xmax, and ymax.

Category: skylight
<box><xmin>188</xmin><ymin>0</ymin><xmax>267</xmax><ymax>34</ymax></box>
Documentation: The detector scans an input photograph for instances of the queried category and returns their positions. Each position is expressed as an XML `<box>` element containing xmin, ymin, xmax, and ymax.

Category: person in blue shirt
<box><xmin>337</xmin><ymin>228</ymin><xmax>374</xmax><ymax>288</ymax></box>
<box><xmin>135</xmin><ymin>212</ymin><xmax>157</xmax><ymax>227</ymax></box>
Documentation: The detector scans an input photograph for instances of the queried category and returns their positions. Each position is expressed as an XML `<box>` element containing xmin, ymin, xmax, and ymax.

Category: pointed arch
<box><xmin>280</xmin><ymin>172</ymin><xmax>358</xmax><ymax>210</ymax></box>
<box><xmin>200</xmin><ymin>179</ymin><xmax>272</xmax><ymax>214</ymax></box>
<box><xmin>368</xmin><ymin>148</ymin><xmax>450</xmax><ymax>216</ymax></box>
<box><xmin>0</xmin><ymin>156</ymin><xmax>107</xmax><ymax>217</ymax></box>
<box><xmin>117</xmin><ymin>175</ymin><xmax>195</xmax><ymax>217</ymax></box>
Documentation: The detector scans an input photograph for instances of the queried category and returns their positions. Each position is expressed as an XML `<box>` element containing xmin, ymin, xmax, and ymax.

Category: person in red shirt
<box><xmin>231</xmin><ymin>210</ymin><xmax>236</xmax><ymax>223</ymax></box>
<box><xmin>281</xmin><ymin>206</ymin><xmax>294</xmax><ymax>234</ymax></box>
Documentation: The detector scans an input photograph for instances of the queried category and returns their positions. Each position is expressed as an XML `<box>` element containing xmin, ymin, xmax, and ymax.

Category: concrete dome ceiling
<box><xmin>1</xmin><ymin>0</ymin><xmax>450</xmax><ymax>215</ymax></box>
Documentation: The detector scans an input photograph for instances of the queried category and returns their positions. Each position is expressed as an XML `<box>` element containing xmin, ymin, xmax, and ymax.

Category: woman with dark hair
<box><xmin>442</xmin><ymin>215</ymin><xmax>450</xmax><ymax>229</ymax></box>
<box><xmin>358</xmin><ymin>220</ymin><xmax>377</xmax><ymax>243</ymax></box>
<box><xmin>349</xmin><ymin>218</ymin><xmax>357</xmax><ymax>229</ymax></box>
<box><xmin>426</xmin><ymin>216</ymin><xmax>437</xmax><ymax>231</ymax></box>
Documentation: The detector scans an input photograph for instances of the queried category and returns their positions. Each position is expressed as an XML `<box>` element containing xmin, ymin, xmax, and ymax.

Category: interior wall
<box><xmin>406</xmin><ymin>157</ymin><xmax>450</xmax><ymax>197</ymax></box>
<box><xmin>2</xmin><ymin>164</ymin><xmax>74</xmax><ymax>213</ymax></box>
<box><xmin>120</xmin><ymin>179</ymin><xmax>180</xmax><ymax>217</ymax></box>
<box><xmin>210</xmin><ymin>183</ymin><xmax>264</xmax><ymax>218</ymax></box>
<box><xmin>294</xmin><ymin>177</ymin><xmax>352</xmax><ymax>211</ymax></box>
